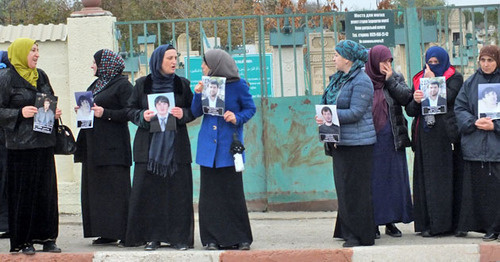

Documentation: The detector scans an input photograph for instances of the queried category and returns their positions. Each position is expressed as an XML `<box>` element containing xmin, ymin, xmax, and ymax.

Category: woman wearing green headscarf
<box><xmin>0</xmin><ymin>38</ymin><xmax>62</xmax><ymax>254</ymax></box>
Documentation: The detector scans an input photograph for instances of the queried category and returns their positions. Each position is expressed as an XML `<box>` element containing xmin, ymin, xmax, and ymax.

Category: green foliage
<box><xmin>0</xmin><ymin>0</ymin><xmax>74</xmax><ymax>25</ymax></box>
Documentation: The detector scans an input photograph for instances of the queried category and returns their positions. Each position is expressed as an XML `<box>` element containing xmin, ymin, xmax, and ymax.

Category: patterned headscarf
<box><xmin>322</xmin><ymin>40</ymin><xmax>368</xmax><ymax>105</ymax></box>
<box><xmin>204</xmin><ymin>49</ymin><xmax>240</xmax><ymax>83</ymax></box>
<box><xmin>8</xmin><ymin>38</ymin><xmax>38</xmax><ymax>87</ymax></box>
<box><xmin>424</xmin><ymin>46</ymin><xmax>450</xmax><ymax>77</ymax></box>
<box><xmin>366</xmin><ymin>45</ymin><xmax>393</xmax><ymax>132</ymax></box>
<box><xmin>92</xmin><ymin>49</ymin><xmax>125</xmax><ymax>95</ymax></box>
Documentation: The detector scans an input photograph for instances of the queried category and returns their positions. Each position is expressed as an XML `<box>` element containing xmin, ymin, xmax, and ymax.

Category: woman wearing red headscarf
<box><xmin>365</xmin><ymin>45</ymin><xmax>413</xmax><ymax>239</ymax></box>
<box><xmin>405</xmin><ymin>46</ymin><xmax>463</xmax><ymax>237</ymax></box>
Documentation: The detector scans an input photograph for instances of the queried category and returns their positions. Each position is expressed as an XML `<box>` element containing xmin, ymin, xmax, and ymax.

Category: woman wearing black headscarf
<box><xmin>74</xmin><ymin>49</ymin><xmax>132</xmax><ymax>245</ymax></box>
<box><xmin>125</xmin><ymin>44</ymin><xmax>195</xmax><ymax>250</ymax></box>
<box><xmin>191</xmin><ymin>49</ymin><xmax>256</xmax><ymax>250</ymax></box>
<box><xmin>405</xmin><ymin>46</ymin><xmax>463</xmax><ymax>237</ymax></box>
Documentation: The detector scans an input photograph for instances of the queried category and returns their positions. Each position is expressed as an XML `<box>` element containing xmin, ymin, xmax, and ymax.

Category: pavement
<box><xmin>0</xmin><ymin>212</ymin><xmax>499</xmax><ymax>261</ymax></box>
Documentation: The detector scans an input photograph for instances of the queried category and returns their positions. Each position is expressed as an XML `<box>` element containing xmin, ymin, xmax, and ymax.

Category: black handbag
<box><xmin>55</xmin><ymin>118</ymin><xmax>77</xmax><ymax>155</ymax></box>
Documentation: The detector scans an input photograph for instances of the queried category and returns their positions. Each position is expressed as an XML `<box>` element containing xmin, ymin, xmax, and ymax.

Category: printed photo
<box><xmin>202</xmin><ymin>76</ymin><xmax>226</xmax><ymax>116</ymax></box>
<box><xmin>147</xmin><ymin>92</ymin><xmax>176</xmax><ymax>132</ymax></box>
<box><xmin>421</xmin><ymin>76</ymin><xmax>447</xmax><ymax>115</ymax></box>
<box><xmin>75</xmin><ymin>91</ymin><xmax>94</xmax><ymax>128</ymax></box>
<box><xmin>33</xmin><ymin>93</ymin><xmax>57</xmax><ymax>134</ymax></box>
<box><xmin>316</xmin><ymin>105</ymin><xmax>340</xmax><ymax>143</ymax></box>
<box><xmin>478</xmin><ymin>83</ymin><xmax>500</xmax><ymax>119</ymax></box>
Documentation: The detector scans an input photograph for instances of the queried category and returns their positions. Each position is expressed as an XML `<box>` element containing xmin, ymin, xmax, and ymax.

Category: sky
<box><xmin>344</xmin><ymin>0</ymin><xmax>499</xmax><ymax>11</ymax></box>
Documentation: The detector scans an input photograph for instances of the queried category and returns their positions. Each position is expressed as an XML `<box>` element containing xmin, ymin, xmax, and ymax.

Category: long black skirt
<box><xmin>199</xmin><ymin>166</ymin><xmax>253</xmax><ymax>247</ymax></box>
<box><xmin>457</xmin><ymin>161</ymin><xmax>500</xmax><ymax>234</ymax></box>
<box><xmin>125</xmin><ymin>163</ymin><xmax>194</xmax><ymax>247</ymax></box>
<box><xmin>7</xmin><ymin>148</ymin><xmax>58</xmax><ymax>252</ymax></box>
<box><xmin>0</xmin><ymin>143</ymin><xmax>8</xmax><ymax>232</ymax></box>
<box><xmin>81</xmin><ymin>162</ymin><xmax>130</xmax><ymax>240</ymax></box>
<box><xmin>331</xmin><ymin>145</ymin><xmax>375</xmax><ymax>246</ymax></box>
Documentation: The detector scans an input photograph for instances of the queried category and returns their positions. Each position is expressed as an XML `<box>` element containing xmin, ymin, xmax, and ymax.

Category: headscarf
<box><xmin>92</xmin><ymin>49</ymin><xmax>125</xmax><ymax>95</ymax></box>
<box><xmin>365</xmin><ymin>45</ymin><xmax>392</xmax><ymax>132</ymax></box>
<box><xmin>0</xmin><ymin>51</ymin><xmax>11</xmax><ymax>68</ymax></box>
<box><xmin>149</xmin><ymin>44</ymin><xmax>176</xmax><ymax>92</ymax></box>
<box><xmin>479</xmin><ymin>45</ymin><xmax>500</xmax><ymax>71</ymax></box>
<box><xmin>424</xmin><ymin>46</ymin><xmax>451</xmax><ymax>77</ymax></box>
<box><xmin>8</xmin><ymin>38</ymin><xmax>38</xmax><ymax>87</ymax></box>
<box><xmin>322</xmin><ymin>40</ymin><xmax>368</xmax><ymax>105</ymax></box>
<box><xmin>147</xmin><ymin>44</ymin><xmax>177</xmax><ymax>178</ymax></box>
<box><xmin>204</xmin><ymin>49</ymin><xmax>240</xmax><ymax>83</ymax></box>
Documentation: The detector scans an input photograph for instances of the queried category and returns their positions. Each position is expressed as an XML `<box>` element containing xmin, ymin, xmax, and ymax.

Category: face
<box><xmin>91</xmin><ymin>59</ymin><xmax>98</xmax><ymax>76</ymax></box>
<box><xmin>201</xmin><ymin>61</ymin><xmax>210</xmax><ymax>76</ymax></box>
<box><xmin>27</xmin><ymin>44</ymin><xmax>39</xmax><ymax>69</ymax></box>
<box><xmin>209</xmin><ymin>83</ymin><xmax>218</xmax><ymax>97</ymax></box>
<box><xmin>480</xmin><ymin>55</ymin><xmax>497</xmax><ymax>74</ymax></box>
<box><xmin>322</xmin><ymin>110</ymin><xmax>332</xmax><ymax>124</ymax></box>
<box><xmin>483</xmin><ymin>91</ymin><xmax>497</xmax><ymax>105</ymax></box>
<box><xmin>161</xmin><ymin>49</ymin><xmax>177</xmax><ymax>74</ymax></box>
<box><xmin>156</xmin><ymin>101</ymin><xmax>169</xmax><ymax>116</ymax></box>
<box><xmin>43</xmin><ymin>100</ymin><xmax>50</xmax><ymax>110</ymax></box>
<box><xmin>81</xmin><ymin>100</ymin><xmax>90</xmax><ymax>111</ymax></box>
<box><xmin>334</xmin><ymin>51</ymin><xmax>351</xmax><ymax>73</ymax></box>
<box><xmin>379</xmin><ymin>58</ymin><xmax>392</xmax><ymax>74</ymax></box>
<box><xmin>427</xmin><ymin>57</ymin><xmax>439</xmax><ymax>65</ymax></box>
<box><xmin>428</xmin><ymin>84</ymin><xmax>439</xmax><ymax>97</ymax></box>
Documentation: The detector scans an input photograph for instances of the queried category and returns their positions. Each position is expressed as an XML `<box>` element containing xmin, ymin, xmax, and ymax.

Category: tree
<box><xmin>0</xmin><ymin>0</ymin><xmax>74</xmax><ymax>25</ymax></box>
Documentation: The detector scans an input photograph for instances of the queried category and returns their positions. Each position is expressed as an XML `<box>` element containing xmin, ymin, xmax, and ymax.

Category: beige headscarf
<box><xmin>8</xmin><ymin>38</ymin><xmax>38</xmax><ymax>87</ymax></box>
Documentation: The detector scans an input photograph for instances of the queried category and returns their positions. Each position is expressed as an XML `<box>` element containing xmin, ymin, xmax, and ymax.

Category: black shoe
<box><xmin>173</xmin><ymin>244</ymin><xmax>188</xmax><ymax>251</ymax></box>
<box><xmin>482</xmin><ymin>232</ymin><xmax>499</xmax><ymax>241</ymax></box>
<box><xmin>455</xmin><ymin>231</ymin><xmax>468</xmax><ymax>237</ymax></box>
<box><xmin>92</xmin><ymin>237</ymin><xmax>118</xmax><ymax>245</ymax></box>
<box><xmin>43</xmin><ymin>241</ymin><xmax>62</xmax><ymax>253</ymax></box>
<box><xmin>385</xmin><ymin>223</ymin><xmax>402</xmax><ymax>237</ymax></box>
<box><xmin>21</xmin><ymin>244</ymin><xmax>36</xmax><ymax>255</ymax></box>
<box><xmin>145</xmin><ymin>241</ymin><xmax>160</xmax><ymax>251</ymax></box>
<box><xmin>375</xmin><ymin>227</ymin><xmax>381</xmax><ymax>239</ymax></box>
<box><xmin>421</xmin><ymin>230</ymin><xmax>433</xmax><ymax>237</ymax></box>
<box><xmin>0</xmin><ymin>232</ymin><xmax>10</xmax><ymax>239</ymax></box>
<box><xmin>206</xmin><ymin>243</ymin><xmax>218</xmax><ymax>250</ymax></box>
<box><xmin>342</xmin><ymin>239</ymin><xmax>360</xmax><ymax>248</ymax></box>
<box><xmin>238</xmin><ymin>242</ymin><xmax>251</xmax><ymax>250</ymax></box>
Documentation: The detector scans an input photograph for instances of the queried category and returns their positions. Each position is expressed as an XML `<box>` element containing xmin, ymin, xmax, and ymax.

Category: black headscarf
<box><xmin>147</xmin><ymin>44</ymin><xmax>177</xmax><ymax>177</ymax></box>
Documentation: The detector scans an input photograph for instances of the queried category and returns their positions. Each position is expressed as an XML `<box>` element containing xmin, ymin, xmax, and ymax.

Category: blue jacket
<box><xmin>331</xmin><ymin>68</ymin><xmax>377</xmax><ymax>146</ymax></box>
<box><xmin>192</xmin><ymin>79</ymin><xmax>256</xmax><ymax>168</ymax></box>
<box><xmin>455</xmin><ymin>68</ymin><xmax>500</xmax><ymax>162</ymax></box>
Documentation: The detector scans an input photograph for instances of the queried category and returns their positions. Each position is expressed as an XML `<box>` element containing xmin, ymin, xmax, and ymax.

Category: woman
<box><xmin>74</xmin><ymin>49</ymin><xmax>132</xmax><ymax>245</ymax></box>
<box><xmin>191</xmin><ymin>49</ymin><xmax>256</xmax><ymax>250</ymax></box>
<box><xmin>0</xmin><ymin>38</ymin><xmax>62</xmax><ymax>254</ymax></box>
<box><xmin>125</xmin><ymin>44</ymin><xmax>195</xmax><ymax>250</ymax></box>
<box><xmin>455</xmin><ymin>45</ymin><xmax>500</xmax><ymax>241</ymax></box>
<box><xmin>405</xmin><ymin>46</ymin><xmax>463</xmax><ymax>237</ymax></box>
<box><xmin>365</xmin><ymin>45</ymin><xmax>413</xmax><ymax>238</ymax></box>
<box><xmin>318</xmin><ymin>40</ymin><xmax>376</xmax><ymax>247</ymax></box>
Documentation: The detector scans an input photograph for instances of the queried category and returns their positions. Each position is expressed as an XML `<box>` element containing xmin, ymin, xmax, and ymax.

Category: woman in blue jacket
<box><xmin>455</xmin><ymin>45</ymin><xmax>500</xmax><ymax>241</ymax></box>
<box><xmin>318</xmin><ymin>40</ymin><xmax>376</xmax><ymax>247</ymax></box>
<box><xmin>191</xmin><ymin>49</ymin><xmax>256</xmax><ymax>250</ymax></box>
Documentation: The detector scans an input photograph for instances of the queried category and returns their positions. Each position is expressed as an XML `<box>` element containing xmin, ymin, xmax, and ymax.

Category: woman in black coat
<box><xmin>0</xmin><ymin>38</ymin><xmax>62</xmax><ymax>254</ymax></box>
<box><xmin>74</xmin><ymin>49</ymin><xmax>132</xmax><ymax>245</ymax></box>
<box><xmin>125</xmin><ymin>44</ymin><xmax>195</xmax><ymax>250</ymax></box>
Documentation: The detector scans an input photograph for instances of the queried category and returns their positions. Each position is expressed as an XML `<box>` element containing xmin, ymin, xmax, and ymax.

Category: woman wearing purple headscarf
<box><xmin>405</xmin><ymin>46</ymin><xmax>463</xmax><ymax>237</ymax></box>
<box><xmin>125</xmin><ymin>44</ymin><xmax>195</xmax><ymax>250</ymax></box>
<box><xmin>365</xmin><ymin>45</ymin><xmax>413</xmax><ymax>239</ymax></box>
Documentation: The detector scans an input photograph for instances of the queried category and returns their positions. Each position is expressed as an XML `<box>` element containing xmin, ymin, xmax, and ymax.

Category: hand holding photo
<box><xmin>316</xmin><ymin>105</ymin><xmax>340</xmax><ymax>143</ymax></box>
<box><xmin>147</xmin><ymin>92</ymin><xmax>176</xmax><ymax>132</ymax></box>
<box><xmin>33</xmin><ymin>93</ymin><xmax>58</xmax><ymax>134</ymax></box>
<box><xmin>202</xmin><ymin>76</ymin><xmax>226</xmax><ymax>116</ymax></box>
<box><xmin>421</xmin><ymin>76</ymin><xmax>447</xmax><ymax>115</ymax></box>
<box><xmin>478</xmin><ymin>83</ymin><xmax>500</xmax><ymax>119</ymax></box>
<box><xmin>75</xmin><ymin>91</ymin><xmax>94</xmax><ymax>129</ymax></box>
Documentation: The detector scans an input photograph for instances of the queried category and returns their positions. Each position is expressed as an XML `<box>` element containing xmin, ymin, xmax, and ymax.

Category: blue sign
<box><xmin>186</xmin><ymin>54</ymin><xmax>273</xmax><ymax>97</ymax></box>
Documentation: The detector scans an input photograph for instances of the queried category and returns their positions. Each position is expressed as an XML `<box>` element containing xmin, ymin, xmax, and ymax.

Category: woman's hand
<box><xmin>194</xmin><ymin>81</ymin><xmax>204</xmax><ymax>94</ymax></box>
<box><xmin>224</xmin><ymin>110</ymin><xmax>237</xmax><ymax>124</ymax></box>
<box><xmin>55</xmin><ymin>108</ymin><xmax>62</xmax><ymax>120</ymax></box>
<box><xmin>475</xmin><ymin>117</ymin><xmax>494</xmax><ymax>131</ymax></box>
<box><xmin>423</xmin><ymin>64</ymin><xmax>435</xmax><ymax>78</ymax></box>
<box><xmin>315</xmin><ymin>115</ymin><xmax>324</xmax><ymax>125</ymax></box>
<box><xmin>22</xmin><ymin>106</ymin><xmax>37</xmax><ymax>118</ymax></box>
<box><xmin>380</xmin><ymin>61</ymin><xmax>393</xmax><ymax>80</ymax></box>
<box><xmin>143</xmin><ymin>110</ymin><xmax>155</xmax><ymax>122</ymax></box>
<box><xmin>92</xmin><ymin>103</ymin><xmax>104</xmax><ymax>118</ymax></box>
<box><xmin>171</xmin><ymin>107</ymin><xmax>183</xmax><ymax>119</ymax></box>
<box><xmin>413</xmin><ymin>90</ymin><xmax>424</xmax><ymax>103</ymax></box>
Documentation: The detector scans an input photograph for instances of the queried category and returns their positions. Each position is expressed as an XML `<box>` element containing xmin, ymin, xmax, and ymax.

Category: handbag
<box><xmin>55</xmin><ymin>118</ymin><xmax>77</xmax><ymax>155</ymax></box>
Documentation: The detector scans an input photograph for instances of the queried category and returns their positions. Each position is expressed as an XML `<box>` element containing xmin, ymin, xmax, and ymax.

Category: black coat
<box><xmin>383</xmin><ymin>72</ymin><xmax>413</xmax><ymax>150</ymax></box>
<box><xmin>0</xmin><ymin>67</ymin><xmax>56</xmax><ymax>149</ymax></box>
<box><xmin>127</xmin><ymin>74</ymin><xmax>194</xmax><ymax>164</ymax></box>
<box><xmin>74</xmin><ymin>75</ymin><xmax>133</xmax><ymax>166</ymax></box>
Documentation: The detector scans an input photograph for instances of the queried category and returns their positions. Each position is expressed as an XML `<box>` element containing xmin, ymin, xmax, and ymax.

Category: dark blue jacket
<box><xmin>191</xmin><ymin>79</ymin><xmax>256</xmax><ymax>168</ymax></box>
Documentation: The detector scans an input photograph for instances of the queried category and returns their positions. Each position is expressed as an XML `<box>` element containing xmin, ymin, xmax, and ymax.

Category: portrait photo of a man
<box><xmin>478</xmin><ymin>83</ymin><xmax>500</xmax><ymax>119</ymax></box>
<box><xmin>316</xmin><ymin>105</ymin><xmax>340</xmax><ymax>142</ymax></box>
<box><xmin>75</xmin><ymin>91</ymin><xmax>94</xmax><ymax>128</ymax></box>
<box><xmin>33</xmin><ymin>93</ymin><xmax>57</xmax><ymax>134</ymax></box>
<box><xmin>148</xmin><ymin>93</ymin><xmax>176</xmax><ymax>133</ymax></box>
<box><xmin>202</xmin><ymin>76</ymin><xmax>225</xmax><ymax>116</ymax></box>
<box><xmin>421</xmin><ymin>77</ymin><xmax>447</xmax><ymax>115</ymax></box>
